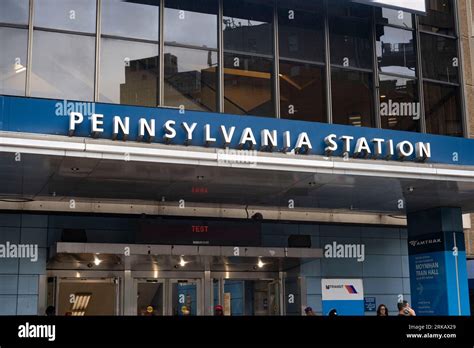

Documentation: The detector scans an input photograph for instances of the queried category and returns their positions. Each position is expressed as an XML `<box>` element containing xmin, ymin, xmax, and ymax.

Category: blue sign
<box><xmin>1</xmin><ymin>96</ymin><xmax>474</xmax><ymax>166</ymax></box>
<box><xmin>364</xmin><ymin>297</ymin><xmax>376</xmax><ymax>312</ymax></box>
<box><xmin>408</xmin><ymin>231</ymin><xmax>471</xmax><ymax>316</ymax></box>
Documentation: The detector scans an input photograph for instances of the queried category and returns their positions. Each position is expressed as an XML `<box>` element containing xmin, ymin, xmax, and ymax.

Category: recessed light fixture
<box><xmin>179</xmin><ymin>256</ymin><xmax>189</xmax><ymax>267</ymax></box>
<box><xmin>93</xmin><ymin>256</ymin><xmax>102</xmax><ymax>266</ymax></box>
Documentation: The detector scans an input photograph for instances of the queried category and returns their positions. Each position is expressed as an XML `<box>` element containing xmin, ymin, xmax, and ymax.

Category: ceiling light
<box><xmin>257</xmin><ymin>258</ymin><xmax>265</xmax><ymax>269</ymax></box>
<box><xmin>179</xmin><ymin>256</ymin><xmax>188</xmax><ymax>267</ymax></box>
<box><xmin>94</xmin><ymin>256</ymin><xmax>102</xmax><ymax>266</ymax></box>
<box><xmin>71</xmin><ymin>293</ymin><xmax>91</xmax><ymax>316</ymax></box>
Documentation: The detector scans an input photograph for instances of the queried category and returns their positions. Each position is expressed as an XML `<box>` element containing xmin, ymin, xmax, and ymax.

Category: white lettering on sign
<box><xmin>67</xmin><ymin>113</ymin><xmax>432</xmax><ymax>162</ymax></box>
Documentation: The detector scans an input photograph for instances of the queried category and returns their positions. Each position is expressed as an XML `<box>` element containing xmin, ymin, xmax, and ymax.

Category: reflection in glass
<box><xmin>101</xmin><ymin>0</ymin><xmax>159</xmax><ymax>41</ymax></box>
<box><xmin>34</xmin><ymin>0</ymin><xmax>96</xmax><ymax>33</ymax></box>
<box><xmin>100</xmin><ymin>39</ymin><xmax>159</xmax><ymax>107</ymax></box>
<box><xmin>278</xmin><ymin>2</ymin><xmax>324</xmax><ymax>63</ymax></box>
<box><xmin>164</xmin><ymin>46</ymin><xmax>217</xmax><ymax>112</ymax></box>
<box><xmin>0</xmin><ymin>0</ymin><xmax>29</xmax><ymax>25</ymax></box>
<box><xmin>331</xmin><ymin>68</ymin><xmax>374</xmax><ymax>127</ymax></box>
<box><xmin>224</xmin><ymin>53</ymin><xmax>274</xmax><ymax>117</ymax></box>
<box><xmin>223</xmin><ymin>0</ymin><xmax>273</xmax><ymax>55</ymax></box>
<box><xmin>172</xmin><ymin>282</ymin><xmax>197</xmax><ymax>316</ymax></box>
<box><xmin>280</xmin><ymin>61</ymin><xmax>326</xmax><ymax>122</ymax></box>
<box><xmin>379</xmin><ymin>75</ymin><xmax>419</xmax><ymax>132</ymax></box>
<box><xmin>165</xmin><ymin>0</ymin><xmax>218</xmax><ymax>49</ymax></box>
<box><xmin>328</xmin><ymin>0</ymin><xmax>372</xmax><ymax>19</ymax></box>
<box><xmin>329</xmin><ymin>16</ymin><xmax>372</xmax><ymax>69</ymax></box>
<box><xmin>0</xmin><ymin>28</ymin><xmax>28</xmax><ymax>96</ymax></box>
<box><xmin>376</xmin><ymin>26</ymin><xmax>416</xmax><ymax>77</ymax></box>
<box><xmin>420</xmin><ymin>34</ymin><xmax>458</xmax><ymax>83</ymax></box>
<box><xmin>137</xmin><ymin>282</ymin><xmax>163</xmax><ymax>316</ymax></box>
<box><xmin>424</xmin><ymin>82</ymin><xmax>462</xmax><ymax>137</ymax></box>
<box><xmin>31</xmin><ymin>31</ymin><xmax>95</xmax><ymax>101</ymax></box>
<box><xmin>375</xmin><ymin>8</ymin><xmax>413</xmax><ymax>28</ymax></box>
<box><xmin>419</xmin><ymin>0</ymin><xmax>455</xmax><ymax>36</ymax></box>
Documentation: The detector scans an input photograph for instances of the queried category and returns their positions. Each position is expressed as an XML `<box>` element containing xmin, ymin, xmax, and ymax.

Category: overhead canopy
<box><xmin>0</xmin><ymin>132</ymin><xmax>473</xmax><ymax>214</ymax></box>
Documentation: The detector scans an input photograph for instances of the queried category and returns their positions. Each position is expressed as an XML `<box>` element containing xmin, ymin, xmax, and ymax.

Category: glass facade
<box><xmin>0</xmin><ymin>0</ymin><xmax>465</xmax><ymax>137</ymax></box>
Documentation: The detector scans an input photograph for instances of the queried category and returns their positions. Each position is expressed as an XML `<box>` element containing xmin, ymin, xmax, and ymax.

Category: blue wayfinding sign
<box><xmin>408</xmin><ymin>208</ymin><xmax>471</xmax><ymax>316</ymax></box>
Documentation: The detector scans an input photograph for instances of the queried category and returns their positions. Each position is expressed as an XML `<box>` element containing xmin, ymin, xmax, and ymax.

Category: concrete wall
<box><xmin>458</xmin><ymin>0</ymin><xmax>474</xmax><ymax>258</ymax></box>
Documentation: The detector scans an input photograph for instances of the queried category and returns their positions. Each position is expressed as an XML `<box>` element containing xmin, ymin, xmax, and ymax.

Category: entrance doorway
<box><xmin>55</xmin><ymin>278</ymin><xmax>119</xmax><ymax>316</ymax></box>
<box><xmin>170</xmin><ymin>279</ymin><xmax>201</xmax><ymax>316</ymax></box>
<box><xmin>213</xmin><ymin>279</ymin><xmax>280</xmax><ymax>316</ymax></box>
<box><xmin>137</xmin><ymin>279</ymin><xmax>165</xmax><ymax>316</ymax></box>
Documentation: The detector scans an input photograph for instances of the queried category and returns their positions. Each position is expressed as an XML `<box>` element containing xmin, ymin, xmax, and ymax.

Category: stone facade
<box><xmin>458</xmin><ymin>0</ymin><xmax>474</xmax><ymax>257</ymax></box>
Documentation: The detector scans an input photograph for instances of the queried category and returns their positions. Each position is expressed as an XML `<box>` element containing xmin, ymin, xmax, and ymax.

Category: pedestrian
<box><xmin>397</xmin><ymin>301</ymin><xmax>416</xmax><ymax>316</ymax></box>
<box><xmin>214</xmin><ymin>305</ymin><xmax>224</xmax><ymax>316</ymax></box>
<box><xmin>377</xmin><ymin>304</ymin><xmax>389</xmax><ymax>316</ymax></box>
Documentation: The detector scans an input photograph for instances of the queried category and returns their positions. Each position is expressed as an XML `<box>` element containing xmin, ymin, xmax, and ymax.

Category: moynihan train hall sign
<box><xmin>68</xmin><ymin>112</ymin><xmax>432</xmax><ymax>162</ymax></box>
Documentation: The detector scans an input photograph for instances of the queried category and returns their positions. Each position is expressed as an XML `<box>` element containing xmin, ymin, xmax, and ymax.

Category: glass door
<box><xmin>169</xmin><ymin>279</ymin><xmax>201</xmax><ymax>316</ymax></box>
<box><xmin>136</xmin><ymin>279</ymin><xmax>165</xmax><ymax>316</ymax></box>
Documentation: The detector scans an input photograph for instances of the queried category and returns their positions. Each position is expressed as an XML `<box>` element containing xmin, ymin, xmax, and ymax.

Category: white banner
<box><xmin>321</xmin><ymin>279</ymin><xmax>364</xmax><ymax>301</ymax></box>
<box><xmin>353</xmin><ymin>0</ymin><xmax>426</xmax><ymax>13</ymax></box>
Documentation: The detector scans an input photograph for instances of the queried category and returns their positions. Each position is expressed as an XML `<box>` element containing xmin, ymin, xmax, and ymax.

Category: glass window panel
<box><xmin>424</xmin><ymin>82</ymin><xmax>462</xmax><ymax>137</ymax></box>
<box><xmin>0</xmin><ymin>0</ymin><xmax>29</xmax><ymax>25</ymax></box>
<box><xmin>164</xmin><ymin>46</ymin><xmax>218</xmax><ymax>112</ymax></box>
<box><xmin>224</xmin><ymin>53</ymin><xmax>274</xmax><ymax>117</ymax></box>
<box><xmin>420</xmin><ymin>33</ymin><xmax>458</xmax><ymax>83</ymax></box>
<box><xmin>278</xmin><ymin>1</ymin><xmax>325</xmax><ymax>63</ymax></box>
<box><xmin>31</xmin><ymin>31</ymin><xmax>95</xmax><ymax>101</ymax></box>
<box><xmin>34</xmin><ymin>0</ymin><xmax>96</xmax><ymax>33</ymax></box>
<box><xmin>223</xmin><ymin>0</ymin><xmax>274</xmax><ymax>55</ymax></box>
<box><xmin>101</xmin><ymin>0</ymin><xmax>159</xmax><ymax>41</ymax></box>
<box><xmin>329</xmin><ymin>17</ymin><xmax>372</xmax><ymax>69</ymax></box>
<box><xmin>375</xmin><ymin>8</ymin><xmax>413</xmax><ymax>28</ymax></box>
<box><xmin>331</xmin><ymin>68</ymin><xmax>374</xmax><ymax>127</ymax></box>
<box><xmin>0</xmin><ymin>28</ymin><xmax>28</xmax><ymax>96</ymax></box>
<box><xmin>419</xmin><ymin>0</ymin><xmax>455</xmax><ymax>36</ymax></box>
<box><xmin>164</xmin><ymin>0</ymin><xmax>218</xmax><ymax>49</ymax></box>
<box><xmin>100</xmin><ymin>39</ymin><xmax>159</xmax><ymax>107</ymax></box>
<box><xmin>328</xmin><ymin>0</ymin><xmax>372</xmax><ymax>19</ymax></box>
<box><xmin>376</xmin><ymin>26</ymin><xmax>416</xmax><ymax>77</ymax></box>
<box><xmin>280</xmin><ymin>60</ymin><xmax>326</xmax><ymax>122</ymax></box>
<box><xmin>379</xmin><ymin>75</ymin><xmax>419</xmax><ymax>132</ymax></box>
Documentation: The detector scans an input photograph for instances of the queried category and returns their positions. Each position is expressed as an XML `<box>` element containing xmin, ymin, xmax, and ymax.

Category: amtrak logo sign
<box><xmin>68</xmin><ymin>112</ymin><xmax>432</xmax><ymax>162</ymax></box>
<box><xmin>409</xmin><ymin>238</ymin><xmax>442</xmax><ymax>248</ymax></box>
